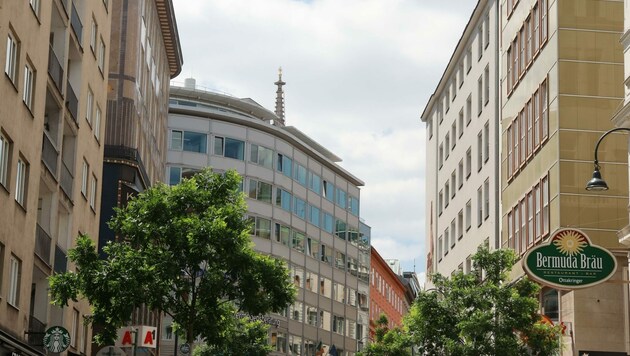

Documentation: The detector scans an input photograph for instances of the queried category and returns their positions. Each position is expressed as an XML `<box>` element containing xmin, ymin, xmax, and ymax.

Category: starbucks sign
<box><xmin>43</xmin><ymin>326</ymin><xmax>71</xmax><ymax>353</ymax></box>
<box><xmin>523</xmin><ymin>228</ymin><xmax>617</xmax><ymax>289</ymax></box>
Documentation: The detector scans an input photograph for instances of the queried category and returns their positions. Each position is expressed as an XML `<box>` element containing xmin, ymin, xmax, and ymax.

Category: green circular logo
<box><xmin>43</xmin><ymin>326</ymin><xmax>71</xmax><ymax>353</ymax></box>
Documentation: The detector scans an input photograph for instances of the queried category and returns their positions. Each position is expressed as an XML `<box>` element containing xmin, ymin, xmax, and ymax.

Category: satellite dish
<box><xmin>95</xmin><ymin>346</ymin><xmax>127</xmax><ymax>356</ymax></box>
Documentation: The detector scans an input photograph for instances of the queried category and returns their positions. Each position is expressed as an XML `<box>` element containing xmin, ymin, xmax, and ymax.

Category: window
<box><xmin>335</xmin><ymin>187</ymin><xmax>346</xmax><ymax>209</ymax></box>
<box><xmin>438</xmin><ymin>190</ymin><xmax>443</xmax><ymax>215</ymax></box>
<box><xmin>321</xmin><ymin>245</ymin><xmax>332</xmax><ymax>266</ymax></box>
<box><xmin>275</xmin><ymin>188</ymin><xmax>292</xmax><ymax>211</ymax></box>
<box><xmin>477</xmin><ymin>24</ymin><xmax>483</xmax><ymax>60</ymax></box>
<box><xmin>533</xmin><ymin>3</ymin><xmax>540</xmax><ymax>54</ymax></box>
<box><xmin>306</xmin><ymin>239</ymin><xmax>319</xmax><ymax>261</ymax></box>
<box><xmin>81</xmin><ymin>160</ymin><xmax>88</xmax><ymax>197</ymax></box>
<box><xmin>90</xmin><ymin>175</ymin><xmax>97</xmax><ymax>210</ymax></box>
<box><xmin>444</xmin><ymin>228</ymin><xmax>449</xmax><ymax>254</ymax></box>
<box><xmin>484</xmin><ymin>179</ymin><xmax>490</xmax><ymax>220</ymax></box>
<box><xmin>0</xmin><ymin>133</ymin><xmax>10</xmax><ymax>188</ymax></box>
<box><xmin>484</xmin><ymin>65</ymin><xmax>489</xmax><ymax>105</ymax></box>
<box><xmin>444</xmin><ymin>90</ymin><xmax>450</xmax><ymax>113</ymax></box>
<box><xmin>322</xmin><ymin>180</ymin><xmax>333</xmax><ymax>201</ymax></box>
<box><xmin>308</xmin><ymin>171</ymin><xmax>321</xmax><ymax>194</ymax></box>
<box><xmin>458</xmin><ymin>160</ymin><xmax>463</xmax><ymax>189</ymax></box>
<box><xmin>514</xmin><ymin>204</ymin><xmax>521</xmax><ymax>255</ymax></box>
<box><xmin>534</xmin><ymin>183</ymin><xmax>541</xmax><ymax>242</ymax></box>
<box><xmin>520</xmin><ymin>110</ymin><xmax>526</xmax><ymax>165</ymax></box>
<box><xmin>533</xmin><ymin>89</ymin><xmax>540</xmax><ymax>150</ymax></box>
<box><xmin>484</xmin><ymin>121</ymin><xmax>490</xmax><ymax>163</ymax></box>
<box><xmin>335</xmin><ymin>219</ymin><xmax>347</xmax><ymax>240</ymax></box>
<box><xmin>541</xmin><ymin>79</ymin><xmax>548</xmax><ymax>140</ymax></box>
<box><xmin>94</xmin><ymin>106</ymin><xmax>101</xmax><ymax>141</ymax></box>
<box><xmin>465</xmin><ymin>147</ymin><xmax>472</xmax><ymax>178</ymax></box>
<box><xmin>249</xmin><ymin>144</ymin><xmax>273</xmax><ymax>169</ymax></box>
<box><xmin>29</xmin><ymin>0</ymin><xmax>40</xmax><ymax>16</ymax></box>
<box><xmin>507</xmin><ymin>45</ymin><xmax>513</xmax><ymax>93</ymax></box>
<box><xmin>349</xmin><ymin>195</ymin><xmax>359</xmax><ymax>216</ymax></box>
<box><xmin>293</xmin><ymin>162</ymin><xmax>307</xmax><ymax>186</ymax></box>
<box><xmin>507</xmin><ymin>210</ymin><xmax>514</xmax><ymax>249</ymax></box>
<box><xmin>458</xmin><ymin>210</ymin><xmax>463</xmax><ymax>239</ymax></box>
<box><xmin>437</xmin><ymin>236</ymin><xmax>443</xmax><ymax>259</ymax></box>
<box><xmin>520</xmin><ymin>199</ymin><xmax>527</xmax><ymax>253</ymax></box>
<box><xmin>335</xmin><ymin>252</ymin><xmax>346</xmax><ymax>271</ymax></box>
<box><xmin>527</xmin><ymin>191</ymin><xmax>534</xmax><ymax>247</ymax></box>
<box><xmin>23</xmin><ymin>62</ymin><xmax>35</xmax><ymax>110</ymax></box>
<box><xmin>275</xmin><ymin>223</ymin><xmax>290</xmax><ymax>246</ymax></box>
<box><xmin>292</xmin><ymin>231</ymin><xmax>305</xmax><ymax>253</ymax></box>
<box><xmin>477</xmin><ymin>131</ymin><xmax>483</xmax><ymax>171</ymax></box>
<box><xmin>542</xmin><ymin>175</ymin><xmax>549</xmax><ymax>236</ymax></box>
<box><xmin>86</xmin><ymin>88</ymin><xmax>94</xmax><ymax>126</ymax></box>
<box><xmin>5</xmin><ymin>31</ymin><xmax>18</xmax><ymax>84</ymax></box>
<box><xmin>484</xmin><ymin>13</ymin><xmax>490</xmax><ymax>48</ymax></box>
<box><xmin>97</xmin><ymin>38</ymin><xmax>106</xmax><ymax>72</ymax></box>
<box><xmin>90</xmin><ymin>17</ymin><xmax>98</xmax><ymax>53</ymax></box>
<box><xmin>541</xmin><ymin>288</ymin><xmax>559</xmax><ymax>322</ymax></box>
<box><xmin>277</xmin><ymin>153</ymin><xmax>292</xmax><ymax>177</ymax></box>
<box><xmin>451</xmin><ymin>219</ymin><xmax>456</xmax><ymax>246</ymax></box>
<box><xmin>308</xmin><ymin>205</ymin><xmax>320</xmax><ymax>227</ymax></box>
<box><xmin>306</xmin><ymin>305</ymin><xmax>318</xmax><ymax>326</ymax></box>
<box><xmin>466</xmin><ymin>95</ymin><xmax>472</xmax><ymax>126</ymax></box>
<box><xmin>477</xmin><ymin>186</ymin><xmax>483</xmax><ymax>227</ymax></box>
<box><xmin>527</xmin><ymin>100</ymin><xmax>533</xmax><ymax>157</ymax></box>
<box><xmin>71</xmin><ymin>309</ymin><xmax>79</xmax><ymax>348</ymax></box>
<box><xmin>466</xmin><ymin>46</ymin><xmax>472</xmax><ymax>72</ymax></box>
<box><xmin>465</xmin><ymin>200</ymin><xmax>471</xmax><ymax>231</ymax></box>
<box><xmin>512</xmin><ymin>37</ymin><xmax>518</xmax><ymax>87</ymax></box>
<box><xmin>540</xmin><ymin>0</ymin><xmax>548</xmax><ymax>44</ymax></box>
<box><xmin>519</xmin><ymin>26</ymin><xmax>525</xmax><ymax>76</ymax></box>
<box><xmin>248</xmin><ymin>179</ymin><xmax>272</xmax><ymax>204</ymax></box>
<box><xmin>293</xmin><ymin>196</ymin><xmax>306</xmax><ymax>219</ymax></box>
<box><xmin>458</xmin><ymin>109</ymin><xmax>464</xmax><ymax>137</ymax></box>
<box><xmin>445</xmin><ymin>134</ymin><xmax>450</xmax><ymax>159</ymax></box>
<box><xmin>333</xmin><ymin>315</ymin><xmax>345</xmax><ymax>335</ymax></box>
<box><xmin>458</xmin><ymin>62</ymin><xmax>464</xmax><ymax>87</ymax></box>
<box><xmin>451</xmin><ymin>122</ymin><xmax>457</xmax><ymax>149</ymax></box>
<box><xmin>438</xmin><ymin>143</ymin><xmax>444</xmax><ymax>168</ymax></box>
<box><xmin>322</xmin><ymin>212</ymin><xmax>333</xmax><ymax>233</ymax></box>
<box><xmin>513</xmin><ymin>117</ymin><xmax>520</xmax><ymax>173</ymax></box>
<box><xmin>477</xmin><ymin>76</ymin><xmax>483</xmax><ymax>115</ymax></box>
<box><xmin>8</xmin><ymin>254</ymin><xmax>21</xmax><ymax>306</ymax></box>
<box><xmin>218</xmin><ymin>137</ymin><xmax>244</xmax><ymax>160</ymax></box>
<box><xmin>452</xmin><ymin>80</ymin><xmax>457</xmax><ymax>101</ymax></box>
<box><xmin>428</xmin><ymin>118</ymin><xmax>433</xmax><ymax>139</ymax></box>
<box><xmin>450</xmin><ymin>171</ymin><xmax>456</xmax><ymax>199</ymax></box>
<box><xmin>444</xmin><ymin>182</ymin><xmax>450</xmax><ymax>208</ymax></box>
<box><xmin>15</xmin><ymin>158</ymin><xmax>27</xmax><ymax>207</ymax></box>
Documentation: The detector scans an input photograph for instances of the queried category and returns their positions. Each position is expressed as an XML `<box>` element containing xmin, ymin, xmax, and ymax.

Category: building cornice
<box><xmin>156</xmin><ymin>0</ymin><xmax>183</xmax><ymax>78</ymax></box>
<box><xmin>611</xmin><ymin>100</ymin><xmax>630</xmax><ymax>128</ymax></box>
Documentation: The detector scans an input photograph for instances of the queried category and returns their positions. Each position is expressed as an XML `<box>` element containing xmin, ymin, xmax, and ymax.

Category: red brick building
<box><xmin>369</xmin><ymin>247</ymin><xmax>410</xmax><ymax>339</ymax></box>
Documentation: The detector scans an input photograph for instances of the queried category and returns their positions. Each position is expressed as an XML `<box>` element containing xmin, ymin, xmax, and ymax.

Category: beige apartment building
<box><xmin>0</xmin><ymin>0</ymin><xmax>111</xmax><ymax>355</ymax></box>
<box><xmin>501</xmin><ymin>0</ymin><xmax>629</xmax><ymax>354</ymax></box>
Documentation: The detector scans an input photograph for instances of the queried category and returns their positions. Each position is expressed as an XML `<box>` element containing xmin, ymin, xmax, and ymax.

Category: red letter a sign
<box><xmin>121</xmin><ymin>331</ymin><xmax>133</xmax><ymax>346</ymax></box>
<box><xmin>143</xmin><ymin>330</ymin><xmax>154</xmax><ymax>346</ymax></box>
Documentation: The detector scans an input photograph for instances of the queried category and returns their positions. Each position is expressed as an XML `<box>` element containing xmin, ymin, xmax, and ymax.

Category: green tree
<box><xmin>360</xmin><ymin>246</ymin><xmax>561</xmax><ymax>356</ymax></box>
<box><xmin>359</xmin><ymin>314</ymin><xmax>410</xmax><ymax>356</ymax></box>
<box><xmin>49</xmin><ymin>168</ymin><xmax>295</xmax><ymax>351</ymax></box>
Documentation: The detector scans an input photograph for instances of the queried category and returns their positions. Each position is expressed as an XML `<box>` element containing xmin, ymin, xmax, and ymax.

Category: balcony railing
<box><xmin>41</xmin><ymin>133</ymin><xmax>58</xmax><ymax>177</ymax></box>
<box><xmin>48</xmin><ymin>45</ymin><xmax>64</xmax><ymax>94</ymax></box>
<box><xmin>27</xmin><ymin>315</ymin><xmax>46</xmax><ymax>352</ymax></box>
<box><xmin>35</xmin><ymin>224</ymin><xmax>52</xmax><ymax>266</ymax></box>
<box><xmin>70</xmin><ymin>3</ymin><xmax>83</xmax><ymax>44</ymax></box>
<box><xmin>60</xmin><ymin>160</ymin><xmax>74</xmax><ymax>199</ymax></box>
<box><xmin>66</xmin><ymin>81</ymin><xmax>78</xmax><ymax>124</ymax></box>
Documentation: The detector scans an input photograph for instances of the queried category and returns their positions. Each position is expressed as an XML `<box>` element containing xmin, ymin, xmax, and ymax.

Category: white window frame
<box><xmin>86</xmin><ymin>87</ymin><xmax>94</xmax><ymax>126</ymax></box>
<box><xmin>15</xmin><ymin>158</ymin><xmax>27</xmax><ymax>207</ymax></box>
<box><xmin>97</xmin><ymin>38</ymin><xmax>106</xmax><ymax>73</ymax></box>
<box><xmin>8</xmin><ymin>254</ymin><xmax>21</xmax><ymax>307</ymax></box>
<box><xmin>5</xmin><ymin>32</ymin><xmax>18</xmax><ymax>83</ymax></box>
<box><xmin>90</xmin><ymin>175</ymin><xmax>97</xmax><ymax>210</ymax></box>
<box><xmin>90</xmin><ymin>18</ymin><xmax>98</xmax><ymax>53</ymax></box>
<box><xmin>81</xmin><ymin>160</ymin><xmax>88</xmax><ymax>197</ymax></box>
<box><xmin>29</xmin><ymin>0</ymin><xmax>41</xmax><ymax>16</ymax></box>
<box><xmin>0</xmin><ymin>133</ymin><xmax>9</xmax><ymax>188</ymax></box>
<box><xmin>23</xmin><ymin>62</ymin><xmax>35</xmax><ymax>110</ymax></box>
<box><xmin>94</xmin><ymin>105</ymin><xmax>101</xmax><ymax>141</ymax></box>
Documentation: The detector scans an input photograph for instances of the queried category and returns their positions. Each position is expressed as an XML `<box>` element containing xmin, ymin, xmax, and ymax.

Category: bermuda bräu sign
<box><xmin>523</xmin><ymin>228</ymin><xmax>617</xmax><ymax>289</ymax></box>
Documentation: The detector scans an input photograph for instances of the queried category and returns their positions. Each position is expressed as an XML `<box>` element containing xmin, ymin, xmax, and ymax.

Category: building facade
<box><xmin>368</xmin><ymin>248</ymin><xmax>410</xmax><ymax>341</ymax></box>
<box><xmin>421</xmin><ymin>0</ymin><xmax>500</xmax><ymax>282</ymax></box>
<box><xmin>161</xmin><ymin>79</ymin><xmax>370</xmax><ymax>356</ymax></box>
<box><xmin>501</xmin><ymin>0</ymin><xmax>629</xmax><ymax>354</ymax></box>
<box><xmin>0</xmin><ymin>0</ymin><xmax>111</xmax><ymax>355</ymax></box>
<box><xmin>96</xmin><ymin>2</ymin><xmax>181</xmax><ymax>350</ymax></box>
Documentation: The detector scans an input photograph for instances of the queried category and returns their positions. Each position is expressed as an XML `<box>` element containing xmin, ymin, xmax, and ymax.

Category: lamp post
<box><xmin>585</xmin><ymin>127</ymin><xmax>630</xmax><ymax>191</ymax></box>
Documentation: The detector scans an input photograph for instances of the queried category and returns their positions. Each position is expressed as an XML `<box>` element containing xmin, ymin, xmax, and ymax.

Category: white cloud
<box><xmin>172</xmin><ymin>0</ymin><xmax>476</xmax><ymax>274</ymax></box>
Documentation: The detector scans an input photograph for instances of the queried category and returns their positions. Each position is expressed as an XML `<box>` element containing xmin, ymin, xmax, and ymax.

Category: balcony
<box><xmin>60</xmin><ymin>160</ymin><xmax>74</xmax><ymax>200</ymax></box>
<box><xmin>48</xmin><ymin>45</ymin><xmax>64</xmax><ymax>95</ymax></box>
<box><xmin>70</xmin><ymin>3</ymin><xmax>82</xmax><ymax>44</ymax></box>
<box><xmin>35</xmin><ymin>224</ymin><xmax>52</xmax><ymax>266</ymax></box>
<box><xmin>27</xmin><ymin>315</ymin><xmax>46</xmax><ymax>353</ymax></box>
<box><xmin>65</xmin><ymin>81</ymin><xmax>78</xmax><ymax>124</ymax></box>
<box><xmin>41</xmin><ymin>133</ymin><xmax>59</xmax><ymax>177</ymax></box>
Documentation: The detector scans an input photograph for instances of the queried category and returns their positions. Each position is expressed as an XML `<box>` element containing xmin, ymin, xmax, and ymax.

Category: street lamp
<box><xmin>585</xmin><ymin>127</ymin><xmax>630</xmax><ymax>191</ymax></box>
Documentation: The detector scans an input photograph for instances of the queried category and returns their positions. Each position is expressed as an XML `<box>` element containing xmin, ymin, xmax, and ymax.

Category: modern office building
<box><xmin>0</xmin><ymin>0</ymin><xmax>111</xmax><ymax>355</ymax></box>
<box><xmin>368</xmin><ymin>248</ymin><xmax>411</xmax><ymax>341</ymax></box>
<box><xmin>421</xmin><ymin>0</ymin><xmax>500</xmax><ymax>284</ymax></box>
<box><xmin>96</xmin><ymin>1</ymin><xmax>182</xmax><ymax>351</ymax></box>
<box><xmin>161</xmin><ymin>77</ymin><xmax>370</xmax><ymax>355</ymax></box>
<box><xmin>502</xmin><ymin>0</ymin><xmax>629</xmax><ymax>354</ymax></box>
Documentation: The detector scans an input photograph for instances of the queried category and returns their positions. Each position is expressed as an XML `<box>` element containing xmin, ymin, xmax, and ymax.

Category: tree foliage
<box><xmin>360</xmin><ymin>246</ymin><xmax>561</xmax><ymax>356</ymax></box>
<box><xmin>359</xmin><ymin>314</ymin><xmax>410</xmax><ymax>356</ymax></box>
<box><xmin>49</xmin><ymin>168</ymin><xmax>295</xmax><ymax>349</ymax></box>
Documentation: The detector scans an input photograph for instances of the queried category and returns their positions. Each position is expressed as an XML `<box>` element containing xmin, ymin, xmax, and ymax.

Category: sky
<box><xmin>171</xmin><ymin>0</ymin><xmax>478</xmax><ymax>285</ymax></box>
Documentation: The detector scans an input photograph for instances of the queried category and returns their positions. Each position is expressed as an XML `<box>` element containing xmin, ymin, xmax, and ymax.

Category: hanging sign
<box><xmin>43</xmin><ymin>326</ymin><xmax>71</xmax><ymax>353</ymax></box>
<box><xmin>523</xmin><ymin>228</ymin><xmax>617</xmax><ymax>289</ymax></box>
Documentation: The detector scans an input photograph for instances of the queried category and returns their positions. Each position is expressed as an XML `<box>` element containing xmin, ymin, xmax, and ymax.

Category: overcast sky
<box><xmin>171</xmin><ymin>0</ymin><xmax>478</xmax><ymax>285</ymax></box>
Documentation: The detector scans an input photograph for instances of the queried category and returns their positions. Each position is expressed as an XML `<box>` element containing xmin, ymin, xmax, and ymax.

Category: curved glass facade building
<box><xmin>163</xmin><ymin>81</ymin><xmax>370</xmax><ymax>355</ymax></box>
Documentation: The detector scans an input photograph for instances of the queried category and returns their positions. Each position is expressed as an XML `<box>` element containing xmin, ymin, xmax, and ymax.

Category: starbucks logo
<box><xmin>43</xmin><ymin>326</ymin><xmax>71</xmax><ymax>353</ymax></box>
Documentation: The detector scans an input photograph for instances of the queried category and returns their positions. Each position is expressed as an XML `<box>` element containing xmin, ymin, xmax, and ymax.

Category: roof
<box><xmin>156</xmin><ymin>0</ymin><xmax>183</xmax><ymax>78</ymax></box>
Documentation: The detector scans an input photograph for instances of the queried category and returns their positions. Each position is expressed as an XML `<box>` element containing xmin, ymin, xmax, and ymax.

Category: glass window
<box><xmin>90</xmin><ymin>18</ymin><xmax>97</xmax><ymax>52</ymax></box>
<box><xmin>81</xmin><ymin>160</ymin><xmax>89</xmax><ymax>197</ymax></box>
<box><xmin>320</xmin><ymin>245</ymin><xmax>332</xmax><ymax>266</ymax></box>
<box><xmin>90</xmin><ymin>175</ymin><xmax>97</xmax><ymax>210</ymax></box>
<box><xmin>98</xmin><ymin>38</ymin><xmax>106</xmax><ymax>72</ymax></box>
<box><xmin>333</xmin><ymin>315</ymin><xmax>345</xmax><ymax>335</ymax></box>
<box><xmin>94</xmin><ymin>106</ymin><xmax>102</xmax><ymax>141</ymax></box>
<box><xmin>23</xmin><ymin>63</ymin><xmax>35</xmax><ymax>110</ymax></box>
<box><xmin>248</xmin><ymin>179</ymin><xmax>272</xmax><ymax>204</ymax></box>
<box><xmin>323</xmin><ymin>212</ymin><xmax>333</xmax><ymax>233</ymax></box>
<box><xmin>224</xmin><ymin>138</ymin><xmax>244</xmax><ymax>160</ymax></box>
<box><xmin>333</xmin><ymin>282</ymin><xmax>345</xmax><ymax>302</ymax></box>
<box><xmin>293</xmin><ymin>162</ymin><xmax>307</xmax><ymax>185</ymax></box>
<box><xmin>308</xmin><ymin>205</ymin><xmax>320</xmax><ymax>227</ymax></box>
<box><xmin>275</xmin><ymin>223</ymin><xmax>290</xmax><ymax>246</ymax></box>
<box><xmin>250</xmin><ymin>144</ymin><xmax>273</xmax><ymax>169</ymax></box>
<box><xmin>168</xmin><ymin>166</ymin><xmax>181</xmax><ymax>185</ymax></box>
<box><xmin>0</xmin><ymin>133</ymin><xmax>10</xmax><ymax>188</ymax></box>
<box><xmin>214</xmin><ymin>137</ymin><xmax>224</xmax><ymax>155</ymax></box>
<box><xmin>15</xmin><ymin>158</ymin><xmax>27</xmax><ymax>207</ymax></box>
<box><xmin>292</xmin><ymin>231</ymin><xmax>305</xmax><ymax>253</ymax></box>
<box><xmin>272</xmin><ymin>332</ymin><xmax>287</xmax><ymax>353</ymax></box>
<box><xmin>465</xmin><ymin>200</ymin><xmax>471</xmax><ymax>230</ymax></box>
<box><xmin>254</xmin><ymin>217</ymin><xmax>271</xmax><ymax>239</ymax></box>
<box><xmin>183</xmin><ymin>131</ymin><xmax>207</xmax><ymax>153</ymax></box>
<box><xmin>293</xmin><ymin>196</ymin><xmax>306</xmax><ymax>219</ymax></box>
<box><xmin>275</xmin><ymin>188</ymin><xmax>292</xmax><ymax>211</ymax></box>
<box><xmin>335</xmin><ymin>219</ymin><xmax>346</xmax><ymax>240</ymax></box>
<box><xmin>8</xmin><ymin>254</ymin><xmax>21</xmax><ymax>306</ymax></box>
<box><xmin>277</xmin><ymin>154</ymin><xmax>292</xmax><ymax>176</ymax></box>
<box><xmin>349</xmin><ymin>196</ymin><xmax>359</xmax><ymax>216</ymax></box>
<box><xmin>323</xmin><ymin>180</ymin><xmax>334</xmax><ymax>201</ymax></box>
<box><xmin>541</xmin><ymin>288</ymin><xmax>558</xmax><ymax>322</ymax></box>
<box><xmin>171</xmin><ymin>130</ymin><xmax>183</xmax><ymax>150</ymax></box>
<box><xmin>308</xmin><ymin>171</ymin><xmax>321</xmax><ymax>194</ymax></box>
<box><xmin>306</xmin><ymin>238</ymin><xmax>319</xmax><ymax>260</ymax></box>
<box><xmin>5</xmin><ymin>32</ymin><xmax>18</xmax><ymax>83</ymax></box>
<box><xmin>306</xmin><ymin>305</ymin><xmax>318</xmax><ymax>326</ymax></box>
<box><xmin>335</xmin><ymin>187</ymin><xmax>347</xmax><ymax>208</ymax></box>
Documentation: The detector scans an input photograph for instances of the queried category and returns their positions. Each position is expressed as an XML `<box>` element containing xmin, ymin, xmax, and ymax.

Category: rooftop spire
<box><xmin>274</xmin><ymin>67</ymin><xmax>286</xmax><ymax>127</ymax></box>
